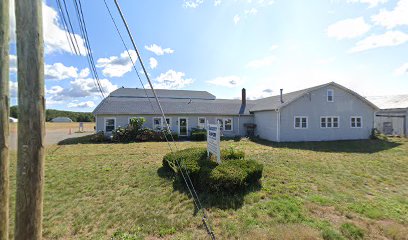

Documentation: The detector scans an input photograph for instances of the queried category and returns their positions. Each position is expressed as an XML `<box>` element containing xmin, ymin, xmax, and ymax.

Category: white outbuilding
<box><xmin>9</xmin><ymin>117</ymin><xmax>18</xmax><ymax>123</ymax></box>
<box><xmin>50</xmin><ymin>117</ymin><xmax>73</xmax><ymax>123</ymax></box>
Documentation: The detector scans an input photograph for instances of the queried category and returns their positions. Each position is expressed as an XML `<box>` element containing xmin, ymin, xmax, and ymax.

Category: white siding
<box><xmin>254</xmin><ymin>111</ymin><xmax>278</xmax><ymax>141</ymax></box>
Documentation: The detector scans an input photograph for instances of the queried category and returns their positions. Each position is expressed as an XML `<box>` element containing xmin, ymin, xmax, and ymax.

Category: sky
<box><xmin>7</xmin><ymin>0</ymin><xmax>408</xmax><ymax>112</ymax></box>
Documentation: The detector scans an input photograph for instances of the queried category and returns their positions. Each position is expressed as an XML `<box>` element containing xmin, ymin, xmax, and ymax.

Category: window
<box><xmin>224</xmin><ymin>118</ymin><xmax>233</xmax><ymax>131</ymax></box>
<box><xmin>216</xmin><ymin>118</ymin><xmax>233</xmax><ymax>131</ymax></box>
<box><xmin>351</xmin><ymin>116</ymin><xmax>362</xmax><ymax>128</ymax></box>
<box><xmin>327</xmin><ymin>89</ymin><xmax>334</xmax><ymax>102</ymax></box>
<box><xmin>294</xmin><ymin>116</ymin><xmax>308</xmax><ymax>129</ymax></box>
<box><xmin>321</xmin><ymin>116</ymin><xmax>339</xmax><ymax>128</ymax></box>
<box><xmin>163</xmin><ymin>118</ymin><xmax>171</xmax><ymax>131</ymax></box>
<box><xmin>198</xmin><ymin>117</ymin><xmax>206</xmax><ymax>129</ymax></box>
<box><xmin>105</xmin><ymin>118</ymin><xmax>115</xmax><ymax>132</ymax></box>
<box><xmin>153</xmin><ymin>117</ymin><xmax>162</xmax><ymax>130</ymax></box>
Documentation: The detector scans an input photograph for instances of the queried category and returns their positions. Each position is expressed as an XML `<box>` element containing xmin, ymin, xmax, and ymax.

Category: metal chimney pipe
<box><xmin>242</xmin><ymin>88</ymin><xmax>246</xmax><ymax>105</ymax></box>
<box><xmin>280</xmin><ymin>89</ymin><xmax>283</xmax><ymax>103</ymax></box>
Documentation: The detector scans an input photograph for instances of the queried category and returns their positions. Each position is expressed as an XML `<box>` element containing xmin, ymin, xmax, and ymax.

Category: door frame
<box><xmin>178</xmin><ymin>117</ymin><xmax>188</xmax><ymax>136</ymax></box>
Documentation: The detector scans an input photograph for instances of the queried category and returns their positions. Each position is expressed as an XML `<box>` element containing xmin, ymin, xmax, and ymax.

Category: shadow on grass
<box><xmin>157</xmin><ymin>166</ymin><xmax>261</xmax><ymax>211</ymax></box>
<box><xmin>57</xmin><ymin>134</ymin><xmax>102</xmax><ymax>145</ymax></box>
<box><xmin>250</xmin><ymin>138</ymin><xmax>401</xmax><ymax>153</ymax></box>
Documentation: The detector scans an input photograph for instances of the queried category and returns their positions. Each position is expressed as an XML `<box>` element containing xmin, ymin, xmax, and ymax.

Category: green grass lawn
<box><xmin>7</xmin><ymin>138</ymin><xmax>408</xmax><ymax>239</ymax></box>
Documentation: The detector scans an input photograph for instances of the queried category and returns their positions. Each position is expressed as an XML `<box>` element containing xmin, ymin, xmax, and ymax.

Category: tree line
<box><xmin>10</xmin><ymin>106</ymin><xmax>95</xmax><ymax>122</ymax></box>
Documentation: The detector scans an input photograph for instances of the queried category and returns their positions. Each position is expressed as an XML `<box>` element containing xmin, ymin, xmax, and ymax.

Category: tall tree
<box><xmin>14</xmin><ymin>0</ymin><xmax>45</xmax><ymax>239</ymax></box>
<box><xmin>0</xmin><ymin>0</ymin><xmax>10</xmax><ymax>239</ymax></box>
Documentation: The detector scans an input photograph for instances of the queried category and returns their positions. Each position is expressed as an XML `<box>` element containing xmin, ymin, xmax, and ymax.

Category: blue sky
<box><xmin>8</xmin><ymin>0</ymin><xmax>408</xmax><ymax>111</ymax></box>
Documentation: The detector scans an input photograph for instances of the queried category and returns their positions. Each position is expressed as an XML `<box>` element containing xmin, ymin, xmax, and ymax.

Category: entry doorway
<box><xmin>178</xmin><ymin>117</ymin><xmax>188</xmax><ymax>136</ymax></box>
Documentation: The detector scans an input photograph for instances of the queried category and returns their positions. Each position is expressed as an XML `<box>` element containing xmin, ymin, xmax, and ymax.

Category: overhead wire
<box><xmin>55</xmin><ymin>0</ymin><xmax>77</xmax><ymax>55</ymax></box>
<box><xmin>110</xmin><ymin>0</ymin><xmax>216</xmax><ymax>238</ymax></box>
<box><xmin>72</xmin><ymin>0</ymin><xmax>105</xmax><ymax>98</ymax></box>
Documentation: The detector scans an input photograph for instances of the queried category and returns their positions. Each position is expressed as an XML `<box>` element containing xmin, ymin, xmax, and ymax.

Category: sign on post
<box><xmin>207</xmin><ymin>123</ymin><xmax>221</xmax><ymax>164</ymax></box>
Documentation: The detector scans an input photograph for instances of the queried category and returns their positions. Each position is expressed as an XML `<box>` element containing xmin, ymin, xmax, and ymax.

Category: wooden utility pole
<box><xmin>0</xmin><ymin>0</ymin><xmax>10</xmax><ymax>239</ymax></box>
<box><xmin>14</xmin><ymin>0</ymin><xmax>45</xmax><ymax>239</ymax></box>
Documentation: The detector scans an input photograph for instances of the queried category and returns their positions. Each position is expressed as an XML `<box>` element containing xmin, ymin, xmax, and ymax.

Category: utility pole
<box><xmin>0</xmin><ymin>0</ymin><xmax>10</xmax><ymax>239</ymax></box>
<box><xmin>14</xmin><ymin>0</ymin><xmax>45</xmax><ymax>239</ymax></box>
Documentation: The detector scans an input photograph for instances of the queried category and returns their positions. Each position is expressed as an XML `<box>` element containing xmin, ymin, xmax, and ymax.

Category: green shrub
<box><xmin>190</xmin><ymin>128</ymin><xmax>207</xmax><ymax>141</ymax></box>
<box><xmin>221</xmin><ymin>147</ymin><xmax>245</xmax><ymax>160</ymax></box>
<box><xmin>90</xmin><ymin>131</ymin><xmax>106</xmax><ymax>143</ymax></box>
<box><xmin>340</xmin><ymin>223</ymin><xmax>364</xmax><ymax>240</ymax></box>
<box><xmin>162</xmin><ymin>147</ymin><xmax>263</xmax><ymax>193</ymax></box>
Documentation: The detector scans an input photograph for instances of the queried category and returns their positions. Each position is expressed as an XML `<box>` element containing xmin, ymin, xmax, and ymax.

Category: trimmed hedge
<box><xmin>162</xmin><ymin>147</ymin><xmax>262</xmax><ymax>193</ymax></box>
<box><xmin>190</xmin><ymin>128</ymin><xmax>207</xmax><ymax>141</ymax></box>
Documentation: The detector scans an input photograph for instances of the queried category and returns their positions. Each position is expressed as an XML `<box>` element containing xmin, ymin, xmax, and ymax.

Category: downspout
<box><xmin>238</xmin><ymin>114</ymin><xmax>241</xmax><ymax>136</ymax></box>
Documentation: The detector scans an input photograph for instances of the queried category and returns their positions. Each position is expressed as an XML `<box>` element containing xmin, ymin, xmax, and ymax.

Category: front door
<box><xmin>179</xmin><ymin>118</ymin><xmax>188</xmax><ymax>136</ymax></box>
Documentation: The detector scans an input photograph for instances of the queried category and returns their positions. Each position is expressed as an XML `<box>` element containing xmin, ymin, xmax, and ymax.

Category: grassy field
<box><xmin>7</xmin><ymin>137</ymin><xmax>408</xmax><ymax>239</ymax></box>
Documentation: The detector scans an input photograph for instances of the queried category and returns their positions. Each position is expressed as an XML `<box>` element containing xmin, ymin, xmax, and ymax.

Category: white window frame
<box><xmin>327</xmin><ymin>89</ymin><xmax>334</xmax><ymax>102</ymax></box>
<box><xmin>294</xmin><ymin>116</ymin><xmax>308</xmax><ymax>129</ymax></box>
<box><xmin>153</xmin><ymin>117</ymin><xmax>162</xmax><ymax>130</ymax></box>
<box><xmin>163</xmin><ymin>117</ymin><xmax>172</xmax><ymax>130</ymax></box>
<box><xmin>104</xmin><ymin>117</ymin><xmax>116</xmax><ymax>132</ymax></box>
<box><xmin>320</xmin><ymin>116</ymin><xmax>340</xmax><ymax>128</ymax></box>
<box><xmin>350</xmin><ymin>116</ymin><xmax>362</xmax><ymax>128</ymax></box>
<box><xmin>216</xmin><ymin>118</ymin><xmax>233</xmax><ymax>132</ymax></box>
<box><xmin>198</xmin><ymin>117</ymin><xmax>206</xmax><ymax>129</ymax></box>
<box><xmin>224</xmin><ymin>118</ymin><xmax>233</xmax><ymax>132</ymax></box>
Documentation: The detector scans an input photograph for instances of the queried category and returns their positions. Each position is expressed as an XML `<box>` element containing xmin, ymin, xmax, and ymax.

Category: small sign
<box><xmin>207</xmin><ymin>123</ymin><xmax>221</xmax><ymax>164</ymax></box>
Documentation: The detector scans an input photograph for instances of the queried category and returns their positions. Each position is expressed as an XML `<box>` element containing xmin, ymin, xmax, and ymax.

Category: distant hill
<box><xmin>10</xmin><ymin>106</ymin><xmax>95</xmax><ymax>122</ymax></box>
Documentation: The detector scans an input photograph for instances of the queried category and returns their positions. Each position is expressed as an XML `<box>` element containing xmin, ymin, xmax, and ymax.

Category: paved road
<box><xmin>9</xmin><ymin>130</ymin><xmax>94</xmax><ymax>150</ymax></box>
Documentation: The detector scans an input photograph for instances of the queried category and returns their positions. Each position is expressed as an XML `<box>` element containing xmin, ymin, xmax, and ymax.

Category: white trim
<box><xmin>198</xmin><ymin>117</ymin><xmax>206</xmax><ymax>129</ymax></box>
<box><xmin>152</xmin><ymin>117</ymin><xmax>162</xmax><ymax>130</ymax></box>
<box><xmin>294</xmin><ymin>116</ymin><xmax>308</xmax><ymax>129</ymax></box>
<box><xmin>350</xmin><ymin>116</ymin><xmax>363</xmax><ymax>128</ymax></box>
<box><xmin>320</xmin><ymin>116</ymin><xmax>340</xmax><ymax>128</ymax></box>
<box><xmin>104</xmin><ymin>117</ymin><xmax>116</xmax><ymax>132</ymax></box>
<box><xmin>327</xmin><ymin>89</ymin><xmax>334</xmax><ymax>102</ymax></box>
<box><xmin>224</xmin><ymin>118</ymin><xmax>233</xmax><ymax>132</ymax></box>
<box><xmin>178</xmin><ymin>117</ymin><xmax>189</xmax><ymax>136</ymax></box>
<box><xmin>95</xmin><ymin>116</ymin><xmax>98</xmax><ymax>132</ymax></box>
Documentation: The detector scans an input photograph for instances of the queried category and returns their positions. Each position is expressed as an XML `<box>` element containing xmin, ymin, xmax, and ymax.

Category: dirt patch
<box><xmin>306</xmin><ymin>203</ymin><xmax>407</xmax><ymax>240</ymax></box>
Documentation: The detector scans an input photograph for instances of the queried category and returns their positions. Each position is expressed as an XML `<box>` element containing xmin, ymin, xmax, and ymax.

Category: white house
<box><xmin>93</xmin><ymin>82</ymin><xmax>379</xmax><ymax>142</ymax></box>
<box><xmin>367</xmin><ymin>95</ymin><xmax>408</xmax><ymax>137</ymax></box>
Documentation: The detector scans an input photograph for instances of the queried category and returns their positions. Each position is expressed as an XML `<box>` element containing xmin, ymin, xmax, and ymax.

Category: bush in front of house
<box><xmin>162</xmin><ymin>147</ymin><xmax>263</xmax><ymax>193</ymax></box>
<box><xmin>221</xmin><ymin>147</ymin><xmax>245</xmax><ymax>160</ymax></box>
<box><xmin>112</xmin><ymin>117</ymin><xmax>179</xmax><ymax>143</ymax></box>
<box><xmin>190</xmin><ymin>128</ymin><xmax>207</xmax><ymax>141</ymax></box>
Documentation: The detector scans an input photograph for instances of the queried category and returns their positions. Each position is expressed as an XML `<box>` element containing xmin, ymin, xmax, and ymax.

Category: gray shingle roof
<box><xmin>366</xmin><ymin>95</ymin><xmax>408</xmax><ymax>109</ymax></box>
<box><xmin>250</xmin><ymin>82</ymin><xmax>379</xmax><ymax>112</ymax></box>
<box><xmin>110</xmin><ymin>88</ymin><xmax>216</xmax><ymax>100</ymax></box>
<box><xmin>94</xmin><ymin>97</ymin><xmax>254</xmax><ymax>115</ymax></box>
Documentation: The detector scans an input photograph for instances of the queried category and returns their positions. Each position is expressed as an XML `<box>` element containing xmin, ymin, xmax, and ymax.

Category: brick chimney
<box><xmin>242</xmin><ymin>88</ymin><xmax>246</xmax><ymax>105</ymax></box>
<box><xmin>280</xmin><ymin>89</ymin><xmax>284</xmax><ymax>103</ymax></box>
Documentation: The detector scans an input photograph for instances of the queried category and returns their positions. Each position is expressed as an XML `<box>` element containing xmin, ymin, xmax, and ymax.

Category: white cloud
<box><xmin>79</xmin><ymin>68</ymin><xmax>90</xmax><ymax>78</ymax></box>
<box><xmin>233</xmin><ymin>15</ymin><xmax>241</xmax><ymax>24</ymax></box>
<box><xmin>47</xmin><ymin>78</ymin><xmax>117</xmax><ymax>102</ymax></box>
<box><xmin>9</xmin><ymin>55</ymin><xmax>17</xmax><ymax>73</ymax></box>
<box><xmin>371</xmin><ymin>0</ymin><xmax>408</xmax><ymax>29</ymax></box>
<box><xmin>96</xmin><ymin>50</ymin><xmax>137</xmax><ymax>77</ymax></box>
<box><xmin>9</xmin><ymin>1</ymin><xmax>87</xmax><ymax>55</ymax></box>
<box><xmin>207</xmin><ymin>76</ymin><xmax>244</xmax><ymax>88</ymax></box>
<box><xmin>349</xmin><ymin>31</ymin><xmax>408</xmax><ymax>52</ymax></box>
<box><xmin>154</xmin><ymin>70</ymin><xmax>194</xmax><ymax>89</ymax></box>
<box><xmin>145</xmin><ymin>44</ymin><xmax>174</xmax><ymax>56</ymax></box>
<box><xmin>269</xmin><ymin>45</ymin><xmax>279</xmax><ymax>51</ymax></box>
<box><xmin>246</xmin><ymin>56</ymin><xmax>276</xmax><ymax>68</ymax></box>
<box><xmin>67</xmin><ymin>101</ymin><xmax>95</xmax><ymax>108</ymax></box>
<box><xmin>394</xmin><ymin>62</ymin><xmax>408</xmax><ymax>76</ymax></box>
<box><xmin>45</xmin><ymin>63</ymin><xmax>78</xmax><ymax>80</ymax></box>
<box><xmin>246</xmin><ymin>87</ymin><xmax>275</xmax><ymax>100</ymax></box>
<box><xmin>183</xmin><ymin>0</ymin><xmax>204</xmax><ymax>8</ymax></box>
<box><xmin>347</xmin><ymin>0</ymin><xmax>388</xmax><ymax>8</ymax></box>
<box><xmin>9</xmin><ymin>81</ymin><xmax>18</xmax><ymax>98</ymax></box>
<box><xmin>214</xmin><ymin>0</ymin><xmax>222</xmax><ymax>6</ymax></box>
<box><xmin>327</xmin><ymin>17</ymin><xmax>371</xmax><ymax>39</ymax></box>
<box><xmin>149</xmin><ymin>57</ymin><xmax>158</xmax><ymax>69</ymax></box>
<box><xmin>244</xmin><ymin>8</ymin><xmax>258</xmax><ymax>15</ymax></box>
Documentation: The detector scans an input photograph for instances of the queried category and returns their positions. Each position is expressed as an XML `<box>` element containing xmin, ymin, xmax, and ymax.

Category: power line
<box><xmin>61</xmin><ymin>0</ymin><xmax>82</xmax><ymax>55</ymax></box>
<box><xmin>55</xmin><ymin>0</ymin><xmax>78</xmax><ymax>55</ymax></box>
<box><xmin>72</xmin><ymin>0</ymin><xmax>105</xmax><ymax>99</ymax></box>
<box><xmin>111</xmin><ymin>1</ymin><xmax>216</xmax><ymax>239</ymax></box>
